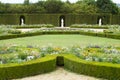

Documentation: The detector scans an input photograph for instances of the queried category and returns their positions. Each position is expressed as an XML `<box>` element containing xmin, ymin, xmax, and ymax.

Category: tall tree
<box><xmin>96</xmin><ymin>0</ymin><xmax>119</xmax><ymax>14</ymax></box>
<box><xmin>73</xmin><ymin>0</ymin><xmax>98</xmax><ymax>14</ymax></box>
<box><xmin>24</xmin><ymin>0</ymin><xmax>29</xmax><ymax>5</ymax></box>
<box><xmin>0</xmin><ymin>2</ymin><xmax>5</xmax><ymax>13</ymax></box>
<box><xmin>44</xmin><ymin>0</ymin><xmax>64</xmax><ymax>13</ymax></box>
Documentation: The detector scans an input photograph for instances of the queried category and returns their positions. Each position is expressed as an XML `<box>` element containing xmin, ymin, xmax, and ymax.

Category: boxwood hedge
<box><xmin>0</xmin><ymin>55</ymin><xmax>56</xmax><ymax>80</ymax></box>
<box><xmin>0</xmin><ymin>31</ymin><xmax>120</xmax><ymax>40</ymax></box>
<box><xmin>0</xmin><ymin>54</ymin><xmax>120</xmax><ymax>80</ymax></box>
<box><xmin>64</xmin><ymin>54</ymin><xmax>120</xmax><ymax>80</ymax></box>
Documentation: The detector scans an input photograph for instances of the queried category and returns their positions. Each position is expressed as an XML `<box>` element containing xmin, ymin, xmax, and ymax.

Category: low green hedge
<box><xmin>13</xmin><ymin>24</ymin><xmax>54</xmax><ymax>29</ymax></box>
<box><xmin>0</xmin><ymin>54</ymin><xmax>120</xmax><ymax>80</ymax></box>
<box><xmin>0</xmin><ymin>31</ymin><xmax>120</xmax><ymax>40</ymax></box>
<box><xmin>0</xmin><ymin>32</ymin><xmax>43</xmax><ymax>40</ymax></box>
<box><xmin>70</xmin><ymin>25</ymin><xmax>108</xmax><ymax>29</ymax></box>
<box><xmin>64</xmin><ymin>54</ymin><xmax>120</xmax><ymax>80</ymax></box>
<box><xmin>0</xmin><ymin>55</ymin><xmax>56</xmax><ymax>80</ymax></box>
<box><xmin>0</xmin><ymin>31</ymin><xmax>80</xmax><ymax>40</ymax></box>
<box><xmin>106</xmin><ymin>34</ymin><xmax>120</xmax><ymax>39</ymax></box>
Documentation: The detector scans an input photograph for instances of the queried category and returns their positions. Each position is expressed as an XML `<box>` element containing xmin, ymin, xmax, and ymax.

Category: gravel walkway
<box><xmin>15</xmin><ymin>68</ymin><xmax>102</xmax><ymax>80</ymax></box>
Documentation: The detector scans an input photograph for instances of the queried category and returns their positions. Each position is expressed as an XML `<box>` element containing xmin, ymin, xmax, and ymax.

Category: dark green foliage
<box><xmin>56</xmin><ymin>56</ymin><xmax>64</xmax><ymax>66</ymax></box>
<box><xmin>44</xmin><ymin>0</ymin><xmax>64</xmax><ymax>13</ymax></box>
<box><xmin>0</xmin><ymin>56</ymin><xmax>56</xmax><ymax>80</ymax></box>
<box><xmin>96</xmin><ymin>0</ymin><xmax>119</xmax><ymax>14</ymax></box>
<box><xmin>0</xmin><ymin>0</ymin><xmax>120</xmax><ymax>14</ymax></box>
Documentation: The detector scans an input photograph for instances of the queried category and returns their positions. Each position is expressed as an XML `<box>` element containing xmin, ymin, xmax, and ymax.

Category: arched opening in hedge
<box><xmin>20</xmin><ymin>15</ymin><xmax>25</xmax><ymax>25</ymax></box>
<box><xmin>59</xmin><ymin>15</ymin><xmax>65</xmax><ymax>27</ymax></box>
<box><xmin>97</xmin><ymin>16</ymin><xmax>103</xmax><ymax>25</ymax></box>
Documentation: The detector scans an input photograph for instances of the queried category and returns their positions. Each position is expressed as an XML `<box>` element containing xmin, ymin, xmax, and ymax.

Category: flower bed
<box><xmin>0</xmin><ymin>45</ymin><xmax>120</xmax><ymax>79</ymax></box>
<box><xmin>64</xmin><ymin>54</ymin><xmax>120</xmax><ymax>80</ymax></box>
<box><xmin>0</xmin><ymin>45</ymin><xmax>120</xmax><ymax>64</ymax></box>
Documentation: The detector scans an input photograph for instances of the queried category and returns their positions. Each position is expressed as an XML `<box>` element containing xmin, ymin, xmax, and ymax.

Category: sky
<box><xmin>0</xmin><ymin>0</ymin><xmax>120</xmax><ymax>4</ymax></box>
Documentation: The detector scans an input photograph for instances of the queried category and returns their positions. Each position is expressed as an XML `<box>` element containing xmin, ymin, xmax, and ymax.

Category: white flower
<box><xmin>27</xmin><ymin>56</ymin><xmax>34</xmax><ymax>60</ymax></box>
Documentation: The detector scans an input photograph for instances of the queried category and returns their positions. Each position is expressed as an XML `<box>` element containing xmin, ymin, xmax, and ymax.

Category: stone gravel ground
<box><xmin>15</xmin><ymin>68</ymin><xmax>105</xmax><ymax>80</ymax></box>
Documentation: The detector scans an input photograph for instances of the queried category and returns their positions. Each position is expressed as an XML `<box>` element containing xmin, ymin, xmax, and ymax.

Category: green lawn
<box><xmin>0</xmin><ymin>34</ymin><xmax>120</xmax><ymax>47</ymax></box>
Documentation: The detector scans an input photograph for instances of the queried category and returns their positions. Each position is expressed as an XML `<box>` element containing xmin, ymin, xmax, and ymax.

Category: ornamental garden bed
<box><xmin>0</xmin><ymin>45</ymin><xmax>120</xmax><ymax>79</ymax></box>
<box><xmin>0</xmin><ymin>45</ymin><xmax>120</xmax><ymax>64</ymax></box>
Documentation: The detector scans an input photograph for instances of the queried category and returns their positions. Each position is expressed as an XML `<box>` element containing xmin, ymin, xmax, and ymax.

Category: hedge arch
<box><xmin>59</xmin><ymin>15</ymin><xmax>65</xmax><ymax>27</ymax></box>
<box><xmin>20</xmin><ymin>15</ymin><xmax>25</xmax><ymax>25</ymax></box>
<box><xmin>97</xmin><ymin>17</ymin><xmax>102</xmax><ymax>25</ymax></box>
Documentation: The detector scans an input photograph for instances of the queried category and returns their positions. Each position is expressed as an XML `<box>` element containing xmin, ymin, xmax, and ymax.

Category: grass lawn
<box><xmin>0</xmin><ymin>34</ymin><xmax>120</xmax><ymax>47</ymax></box>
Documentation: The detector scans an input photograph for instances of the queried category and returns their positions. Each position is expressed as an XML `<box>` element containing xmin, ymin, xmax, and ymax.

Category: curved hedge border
<box><xmin>0</xmin><ymin>55</ymin><xmax>56</xmax><ymax>80</ymax></box>
<box><xmin>0</xmin><ymin>54</ymin><xmax>120</xmax><ymax>80</ymax></box>
<box><xmin>63</xmin><ymin>54</ymin><xmax>120</xmax><ymax>80</ymax></box>
<box><xmin>0</xmin><ymin>31</ymin><xmax>120</xmax><ymax>40</ymax></box>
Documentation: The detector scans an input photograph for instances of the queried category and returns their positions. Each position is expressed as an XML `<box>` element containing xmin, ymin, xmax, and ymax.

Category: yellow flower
<box><xmin>83</xmin><ymin>52</ymin><xmax>89</xmax><ymax>56</ymax></box>
<box><xmin>54</xmin><ymin>47</ymin><xmax>61</xmax><ymax>51</ymax></box>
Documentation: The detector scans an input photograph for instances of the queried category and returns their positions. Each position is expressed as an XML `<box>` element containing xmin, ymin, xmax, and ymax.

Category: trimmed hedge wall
<box><xmin>111</xmin><ymin>15</ymin><xmax>120</xmax><ymax>25</ymax></box>
<box><xmin>0</xmin><ymin>55</ymin><xmax>56</xmax><ymax>80</ymax></box>
<box><xmin>64</xmin><ymin>54</ymin><xmax>120</xmax><ymax>80</ymax></box>
<box><xmin>0</xmin><ymin>14</ymin><xmax>120</xmax><ymax>26</ymax></box>
<box><xmin>0</xmin><ymin>14</ymin><xmax>19</xmax><ymax>25</ymax></box>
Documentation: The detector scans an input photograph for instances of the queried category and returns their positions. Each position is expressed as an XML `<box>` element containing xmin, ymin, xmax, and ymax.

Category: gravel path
<box><xmin>15</xmin><ymin>68</ymin><xmax>102</xmax><ymax>80</ymax></box>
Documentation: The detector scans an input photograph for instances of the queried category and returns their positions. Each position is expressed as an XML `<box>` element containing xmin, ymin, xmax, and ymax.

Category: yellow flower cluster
<box><xmin>53</xmin><ymin>47</ymin><xmax>61</xmax><ymax>51</ymax></box>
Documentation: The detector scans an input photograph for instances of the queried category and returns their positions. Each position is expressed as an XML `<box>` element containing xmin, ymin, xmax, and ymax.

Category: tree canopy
<box><xmin>0</xmin><ymin>0</ymin><xmax>119</xmax><ymax>14</ymax></box>
<box><xmin>96</xmin><ymin>0</ymin><xmax>119</xmax><ymax>14</ymax></box>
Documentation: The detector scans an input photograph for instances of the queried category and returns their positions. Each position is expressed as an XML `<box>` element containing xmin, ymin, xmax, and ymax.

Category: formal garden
<box><xmin>0</xmin><ymin>0</ymin><xmax>120</xmax><ymax>80</ymax></box>
<box><xmin>0</xmin><ymin>24</ymin><xmax>120</xmax><ymax>80</ymax></box>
